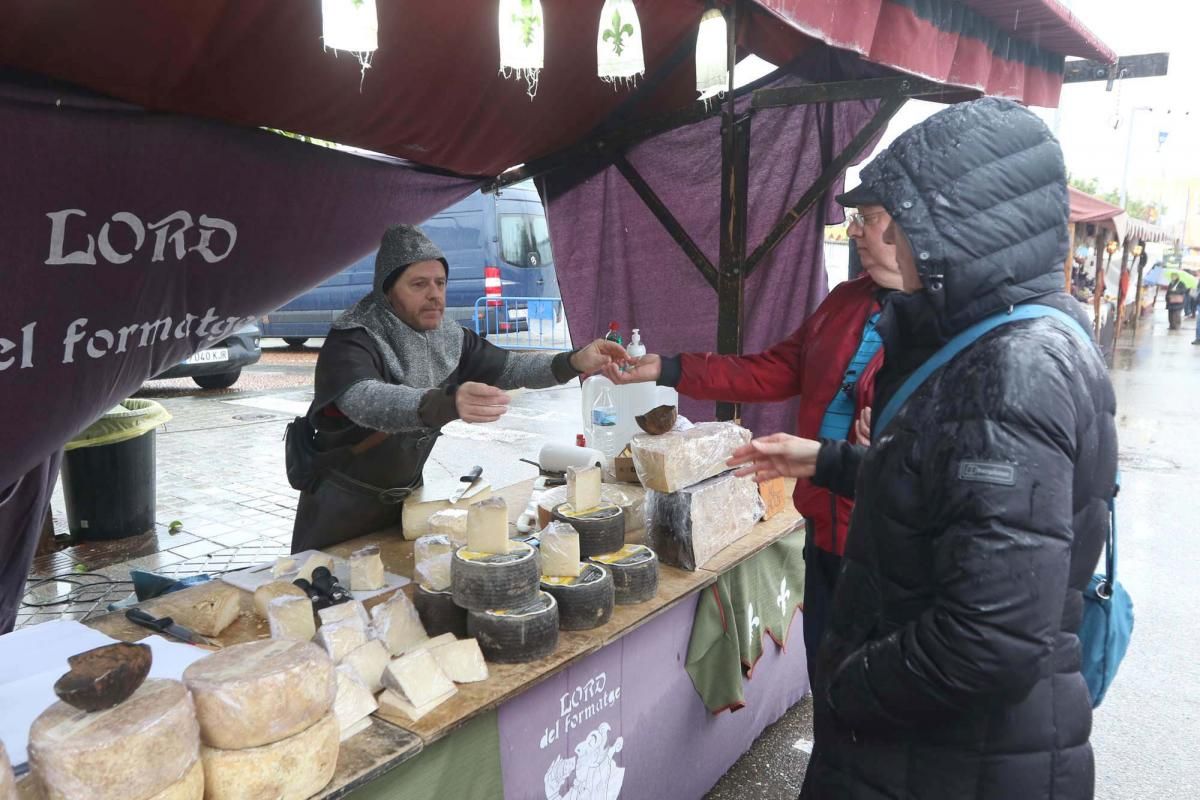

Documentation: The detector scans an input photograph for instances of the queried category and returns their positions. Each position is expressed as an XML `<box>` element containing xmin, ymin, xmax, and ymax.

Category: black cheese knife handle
<box><xmin>126</xmin><ymin>608</ymin><xmax>172</xmax><ymax>632</ymax></box>
<box><xmin>460</xmin><ymin>465</ymin><xmax>483</xmax><ymax>483</ymax></box>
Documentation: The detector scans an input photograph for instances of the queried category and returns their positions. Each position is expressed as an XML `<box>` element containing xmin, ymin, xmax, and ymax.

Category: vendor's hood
<box><xmin>859</xmin><ymin>98</ymin><xmax>1068</xmax><ymax>337</ymax></box>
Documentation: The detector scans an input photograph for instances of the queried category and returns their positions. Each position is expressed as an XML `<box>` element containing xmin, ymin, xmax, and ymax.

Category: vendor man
<box><xmin>602</xmin><ymin>193</ymin><xmax>900</xmax><ymax>682</ymax></box>
<box><xmin>291</xmin><ymin>224</ymin><xmax>627</xmax><ymax>552</ymax></box>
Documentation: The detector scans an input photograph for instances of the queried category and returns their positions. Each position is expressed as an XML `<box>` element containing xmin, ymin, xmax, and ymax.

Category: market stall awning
<box><xmin>1069</xmin><ymin>187</ymin><xmax>1172</xmax><ymax>244</ymax></box>
<box><xmin>0</xmin><ymin>0</ymin><xmax>1114</xmax><ymax>177</ymax></box>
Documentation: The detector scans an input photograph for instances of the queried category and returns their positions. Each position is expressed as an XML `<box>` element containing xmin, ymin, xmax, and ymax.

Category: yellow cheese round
<box><xmin>28</xmin><ymin>679</ymin><xmax>200</xmax><ymax>800</ymax></box>
<box><xmin>183</xmin><ymin>639</ymin><xmax>335</xmax><ymax>749</ymax></box>
<box><xmin>146</xmin><ymin>759</ymin><xmax>203</xmax><ymax>800</ymax></box>
<box><xmin>199</xmin><ymin>713</ymin><xmax>339</xmax><ymax>800</ymax></box>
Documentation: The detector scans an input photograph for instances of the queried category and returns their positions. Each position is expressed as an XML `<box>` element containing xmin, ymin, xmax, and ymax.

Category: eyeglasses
<box><xmin>848</xmin><ymin>212</ymin><xmax>885</xmax><ymax>229</ymax></box>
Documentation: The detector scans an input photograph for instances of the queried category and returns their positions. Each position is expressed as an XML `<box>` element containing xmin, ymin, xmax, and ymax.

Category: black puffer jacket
<box><xmin>802</xmin><ymin>99</ymin><xmax>1118</xmax><ymax>800</ymax></box>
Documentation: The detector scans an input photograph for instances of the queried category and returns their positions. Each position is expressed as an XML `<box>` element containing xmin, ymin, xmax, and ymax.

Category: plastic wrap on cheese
<box><xmin>537</xmin><ymin>482</ymin><xmax>646</xmax><ymax>533</ymax></box>
<box><xmin>644</xmin><ymin>470</ymin><xmax>765</xmax><ymax>570</ymax></box>
<box><xmin>630</xmin><ymin>422</ymin><xmax>751</xmax><ymax>494</ymax></box>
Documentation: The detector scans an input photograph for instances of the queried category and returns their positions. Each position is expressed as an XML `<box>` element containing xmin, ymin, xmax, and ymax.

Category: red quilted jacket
<box><xmin>675</xmin><ymin>274</ymin><xmax>884</xmax><ymax>555</ymax></box>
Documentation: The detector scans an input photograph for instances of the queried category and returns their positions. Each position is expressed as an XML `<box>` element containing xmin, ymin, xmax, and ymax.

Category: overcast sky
<box><xmin>837</xmin><ymin>0</ymin><xmax>1195</xmax><ymax>223</ymax></box>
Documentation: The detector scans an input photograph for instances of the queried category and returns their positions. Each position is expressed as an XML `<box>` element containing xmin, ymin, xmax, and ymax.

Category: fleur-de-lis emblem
<box><xmin>776</xmin><ymin>578</ymin><xmax>791</xmax><ymax>616</ymax></box>
<box><xmin>602</xmin><ymin>10</ymin><xmax>635</xmax><ymax>56</ymax></box>
<box><xmin>513</xmin><ymin>0</ymin><xmax>542</xmax><ymax>47</ymax></box>
<box><xmin>746</xmin><ymin>601</ymin><xmax>760</xmax><ymax>637</ymax></box>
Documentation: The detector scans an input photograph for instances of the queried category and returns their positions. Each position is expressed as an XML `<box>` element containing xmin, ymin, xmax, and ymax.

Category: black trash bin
<box><xmin>62</xmin><ymin>400</ymin><xmax>171</xmax><ymax>540</ymax></box>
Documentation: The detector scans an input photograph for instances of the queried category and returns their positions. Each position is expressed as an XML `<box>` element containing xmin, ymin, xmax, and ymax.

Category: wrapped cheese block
<box><xmin>28</xmin><ymin>678</ymin><xmax>200</xmax><ymax>800</ymax></box>
<box><xmin>266</xmin><ymin>595</ymin><xmax>316</xmax><ymax>642</ymax></box>
<box><xmin>199</xmin><ymin>713</ymin><xmax>339</xmax><ymax>800</ymax></box>
<box><xmin>428</xmin><ymin>508</ymin><xmax>469</xmax><ymax>544</ymax></box>
<box><xmin>382</xmin><ymin>648</ymin><xmax>456</xmax><ymax>708</ymax></box>
<box><xmin>430</xmin><ymin>638</ymin><xmax>489</xmax><ymax>683</ymax></box>
<box><xmin>0</xmin><ymin>740</ymin><xmax>16</xmax><ymax>800</ymax></box>
<box><xmin>370</xmin><ymin>590</ymin><xmax>429</xmax><ymax>655</ymax></box>
<box><xmin>318</xmin><ymin>599</ymin><xmax>371</xmax><ymax>629</ymax></box>
<box><xmin>401</xmin><ymin>478</ymin><xmax>493</xmax><ymax>540</ymax></box>
<box><xmin>349</xmin><ymin>545</ymin><xmax>385</xmax><ymax>591</ymax></box>
<box><xmin>630</xmin><ymin>422</ymin><xmax>751</xmax><ymax>493</ymax></box>
<box><xmin>315</xmin><ymin>618</ymin><xmax>368</xmax><ymax>664</ymax></box>
<box><xmin>377</xmin><ymin>687</ymin><xmax>454</xmax><ymax>724</ymax></box>
<box><xmin>183</xmin><ymin>640</ymin><xmax>335</xmax><ymax>750</ymax></box>
<box><xmin>332</xmin><ymin>665</ymin><xmax>378</xmax><ymax>740</ymax></box>
<box><xmin>645</xmin><ymin>470</ymin><xmax>764</xmax><ymax>570</ymax></box>
<box><xmin>414</xmin><ymin>534</ymin><xmax>455</xmax><ymax>591</ymax></box>
<box><xmin>340</xmin><ymin>639</ymin><xmax>390</xmax><ymax>693</ymax></box>
<box><xmin>253</xmin><ymin>581</ymin><xmax>307</xmax><ymax>619</ymax></box>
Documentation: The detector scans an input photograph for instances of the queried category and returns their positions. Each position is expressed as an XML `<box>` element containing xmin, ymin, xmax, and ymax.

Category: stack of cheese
<box><xmin>634</xmin><ymin>422</ymin><xmax>765</xmax><ymax>570</ymax></box>
<box><xmin>28</xmin><ymin>678</ymin><xmax>203</xmax><ymax>800</ymax></box>
<box><xmin>376</xmin><ymin>632</ymin><xmax>489</xmax><ymax>724</ymax></box>
<box><xmin>182</xmin><ymin>640</ymin><xmax>340</xmax><ymax>800</ymax></box>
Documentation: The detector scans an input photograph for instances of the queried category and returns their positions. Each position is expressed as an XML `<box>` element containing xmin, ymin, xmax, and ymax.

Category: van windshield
<box><xmin>499</xmin><ymin>214</ymin><xmax>553</xmax><ymax>268</ymax></box>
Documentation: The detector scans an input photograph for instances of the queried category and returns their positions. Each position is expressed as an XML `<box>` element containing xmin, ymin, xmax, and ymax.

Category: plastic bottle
<box><xmin>626</xmin><ymin>329</ymin><xmax>646</xmax><ymax>359</ymax></box>
<box><xmin>589</xmin><ymin>385</ymin><xmax>621</xmax><ymax>461</ymax></box>
<box><xmin>604</xmin><ymin>322</ymin><xmax>623</xmax><ymax>345</ymax></box>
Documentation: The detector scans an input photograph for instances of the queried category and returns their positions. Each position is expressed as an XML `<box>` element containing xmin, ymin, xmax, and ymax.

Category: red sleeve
<box><xmin>675</xmin><ymin>321</ymin><xmax>810</xmax><ymax>403</ymax></box>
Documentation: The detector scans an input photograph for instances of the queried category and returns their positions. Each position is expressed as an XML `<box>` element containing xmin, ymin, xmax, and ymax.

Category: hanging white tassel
<box><xmin>695</xmin><ymin>8</ymin><xmax>728</xmax><ymax>102</ymax></box>
<box><xmin>596</xmin><ymin>0</ymin><xmax>645</xmax><ymax>90</ymax></box>
<box><xmin>321</xmin><ymin>0</ymin><xmax>378</xmax><ymax>90</ymax></box>
<box><xmin>499</xmin><ymin>0</ymin><xmax>545</xmax><ymax>99</ymax></box>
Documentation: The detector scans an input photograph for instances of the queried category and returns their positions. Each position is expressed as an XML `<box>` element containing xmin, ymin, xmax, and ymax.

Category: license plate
<box><xmin>186</xmin><ymin>348</ymin><xmax>230</xmax><ymax>365</ymax></box>
<box><xmin>507</xmin><ymin>308</ymin><xmax>528</xmax><ymax>320</ymax></box>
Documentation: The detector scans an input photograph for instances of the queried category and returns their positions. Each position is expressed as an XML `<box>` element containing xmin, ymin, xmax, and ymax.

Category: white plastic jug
<box><xmin>581</xmin><ymin>376</ymin><xmax>676</xmax><ymax>455</ymax></box>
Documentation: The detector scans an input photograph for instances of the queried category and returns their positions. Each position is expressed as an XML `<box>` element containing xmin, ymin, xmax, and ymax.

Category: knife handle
<box><xmin>460</xmin><ymin>465</ymin><xmax>483</xmax><ymax>483</ymax></box>
<box><xmin>126</xmin><ymin>608</ymin><xmax>171</xmax><ymax>631</ymax></box>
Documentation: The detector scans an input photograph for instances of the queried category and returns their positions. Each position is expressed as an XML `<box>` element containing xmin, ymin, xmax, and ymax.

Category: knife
<box><xmin>125</xmin><ymin>608</ymin><xmax>214</xmax><ymax>647</ymax></box>
<box><xmin>449</xmin><ymin>465</ymin><xmax>483</xmax><ymax>504</ymax></box>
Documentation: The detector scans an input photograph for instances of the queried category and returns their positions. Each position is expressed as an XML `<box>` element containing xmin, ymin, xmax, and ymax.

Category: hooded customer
<box><xmin>729</xmin><ymin>98</ymin><xmax>1118</xmax><ymax>799</ymax></box>
<box><xmin>291</xmin><ymin>224</ymin><xmax>627</xmax><ymax>552</ymax></box>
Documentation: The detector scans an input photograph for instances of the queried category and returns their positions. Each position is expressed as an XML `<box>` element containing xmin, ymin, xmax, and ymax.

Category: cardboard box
<box><xmin>758</xmin><ymin>477</ymin><xmax>791</xmax><ymax>520</ymax></box>
<box><xmin>614</xmin><ymin>446</ymin><xmax>639</xmax><ymax>484</ymax></box>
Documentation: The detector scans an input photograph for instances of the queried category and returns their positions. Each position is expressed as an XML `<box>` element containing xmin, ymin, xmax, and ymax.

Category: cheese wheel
<box><xmin>28</xmin><ymin>679</ymin><xmax>200</xmax><ymax>800</ymax></box>
<box><xmin>0</xmin><ymin>740</ymin><xmax>17</xmax><ymax>800</ymax></box>
<box><xmin>183</xmin><ymin>640</ymin><xmax>335</xmax><ymax>750</ymax></box>
<box><xmin>199</xmin><ymin>714</ymin><xmax>339</xmax><ymax>800</ymax></box>
<box><xmin>147</xmin><ymin>760</ymin><xmax>203</xmax><ymax>800</ymax></box>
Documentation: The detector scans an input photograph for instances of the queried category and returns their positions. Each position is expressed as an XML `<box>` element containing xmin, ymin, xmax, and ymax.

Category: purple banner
<box><xmin>497</xmin><ymin>596</ymin><xmax>809</xmax><ymax>799</ymax></box>
<box><xmin>0</xmin><ymin>81</ymin><xmax>478</xmax><ymax>492</ymax></box>
<box><xmin>541</xmin><ymin>71</ymin><xmax>880</xmax><ymax>437</ymax></box>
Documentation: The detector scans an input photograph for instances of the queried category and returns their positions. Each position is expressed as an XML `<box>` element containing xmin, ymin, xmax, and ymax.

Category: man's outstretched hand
<box><xmin>456</xmin><ymin>381</ymin><xmax>512</xmax><ymax>423</ymax></box>
<box><xmin>727</xmin><ymin>433</ymin><xmax>821</xmax><ymax>482</ymax></box>
<box><xmin>570</xmin><ymin>339</ymin><xmax>632</xmax><ymax>375</ymax></box>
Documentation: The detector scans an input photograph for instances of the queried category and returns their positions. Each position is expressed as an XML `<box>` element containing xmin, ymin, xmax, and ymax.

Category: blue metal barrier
<box><xmin>472</xmin><ymin>297</ymin><xmax>570</xmax><ymax>350</ymax></box>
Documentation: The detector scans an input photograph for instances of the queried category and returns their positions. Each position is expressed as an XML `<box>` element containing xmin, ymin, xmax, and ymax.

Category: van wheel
<box><xmin>283</xmin><ymin>337</ymin><xmax>308</xmax><ymax>347</ymax></box>
<box><xmin>194</xmin><ymin>370</ymin><xmax>241</xmax><ymax>390</ymax></box>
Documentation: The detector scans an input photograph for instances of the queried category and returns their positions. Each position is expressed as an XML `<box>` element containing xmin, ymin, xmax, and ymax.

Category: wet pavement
<box><xmin>20</xmin><ymin>311</ymin><xmax>1200</xmax><ymax>795</ymax></box>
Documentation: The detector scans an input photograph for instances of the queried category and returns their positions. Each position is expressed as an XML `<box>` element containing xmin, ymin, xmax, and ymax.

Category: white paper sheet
<box><xmin>0</xmin><ymin>620</ymin><xmax>209</xmax><ymax>769</ymax></box>
<box><xmin>219</xmin><ymin>548</ymin><xmax>408</xmax><ymax>601</ymax></box>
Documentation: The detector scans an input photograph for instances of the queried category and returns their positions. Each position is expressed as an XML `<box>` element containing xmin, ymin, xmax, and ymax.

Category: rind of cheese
<box><xmin>540</xmin><ymin>524</ymin><xmax>581</xmax><ymax>578</ymax></box>
<box><xmin>199</xmin><ymin>713</ymin><xmax>338</xmax><ymax>800</ymax></box>
<box><xmin>28</xmin><ymin>679</ymin><xmax>200</xmax><ymax>800</ymax></box>
<box><xmin>567</xmin><ymin>464</ymin><xmax>602</xmax><ymax>513</ymax></box>
<box><xmin>296</xmin><ymin>553</ymin><xmax>336</xmax><ymax>584</ymax></box>
<box><xmin>315</xmin><ymin>618</ymin><xmax>368</xmax><ymax>664</ymax></box>
<box><xmin>0</xmin><ymin>740</ymin><xmax>15</xmax><ymax>800</ymax></box>
<box><xmin>430</xmin><ymin>638</ymin><xmax>489</xmax><ymax>683</ymax></box>
<box><xmin>318</xmin><ymin>599</ymin><xmax>371</xmax><ymax>629</ymax></box>
<box><xmin>271</xmin><ymin>557</ymin><xmax>297</xmax><ymax>578</ymax></box>
<box><xmin>370</xmin><ymin>590</ymin><xmax>429</xmax><ymax>656</ymax></box>
<box><xmin>267</xmin><ymin>595</ymin><xmax>316</xmax><ymax>642</ymax></box>
<box><xmin>146</xmin><ymin>759</ymin><xmax>203</xmax><ymax>800</ymax></box>
<box><xmin>349</xmin><ymin>546</ymin><xmax>385</xmax><ymax>591</ymax></box>
<box><xmin>183</xmin><ymin>639</ymin><xmax>335</xmax><ymax>750</ymax></box>
<box><xmin>332</xmin><ymin>664</ymin><xmax>378</xmax><ymax>738</ymax></box>
<box><xmin>382</xmin><ymin>648</ymin><xmax>457</xmax><ymax>708</ymax></box>
<box><xmin>377</xmin><ymin>688</ymin><xmax>455</xmax><ymax>723</ymax></box>
<box><xmin>340</xmin><ymin>639</ymin><xmax>390</xmax><ymax>693</ymax></box>
<box><xmin>253</xmin><ymin>580</ymin><xmax>307</xmax><ymax>619</ymax></box>
<box><xmin>630</xmin><ymin>422</ymin><xmax>752</xmax><ymax>493</ymax></box>
<box><xmin>428</xmin><ymin>508</ymin><xmax>469</xmax><ymax>544</ymax></box>
<box><xmin>466</xmin><ymin>497</ymin><xmax>509</xmax><ymax>554</ymax></box>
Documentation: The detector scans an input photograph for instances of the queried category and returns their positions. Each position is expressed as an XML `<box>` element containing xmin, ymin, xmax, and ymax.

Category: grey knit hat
<box><xmin>374</xmin><ymin>224</ymin><xmax>448</xmax><ymax>295</ymax></box>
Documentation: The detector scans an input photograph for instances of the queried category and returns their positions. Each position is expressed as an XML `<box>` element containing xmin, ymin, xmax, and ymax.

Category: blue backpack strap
<box><xmin>874</xmin><ymin>304</ymin><xmax>1093</xmax><ymax>436</ymax></box>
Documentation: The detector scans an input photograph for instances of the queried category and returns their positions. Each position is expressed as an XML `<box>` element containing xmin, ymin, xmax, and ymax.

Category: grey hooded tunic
<box><xmin>291</xmin><ymin>225</ymin><xmax>578</xmax><ymax>552</ymax></box>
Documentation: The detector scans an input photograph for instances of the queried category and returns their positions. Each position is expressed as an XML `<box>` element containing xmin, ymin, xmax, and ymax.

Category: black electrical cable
<box><xmin>21</xmin><ymin>572</ymin><xmax>135</xmax><ymax>608</ymax></box>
